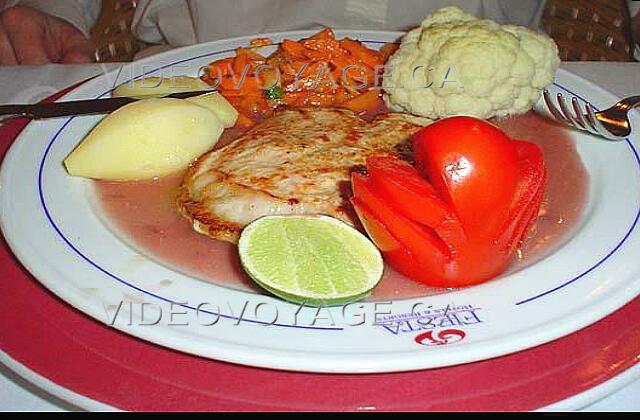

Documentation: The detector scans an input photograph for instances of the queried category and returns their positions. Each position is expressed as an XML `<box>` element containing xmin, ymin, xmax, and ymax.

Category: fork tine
<box><xmin>570</xmin><ymin>97</ymin><xmax>588</xmax><ymax>130</ymax></box>
<box><xmin>557</xmin><ymin>93</ymin><xmax>584</xmax><ymax>129</ymax></box>
<box><xmin>542</xmin><ymin>89</ymin><xmax>568</xmax><ymax>123</ymax></box>
<box><xmin>576</xmin><ymin>101</ymin><xmax>600</xmax><ymax>135</ymax></box>
<box><xmin>583</xmin><ymin>103</ymin><xmax>604</xmax><ymax>135</ymax></box>
<box><xmin>585</xmin><ymin>103</ymin><xmax>619</xmax><ymax>140</ymax></box>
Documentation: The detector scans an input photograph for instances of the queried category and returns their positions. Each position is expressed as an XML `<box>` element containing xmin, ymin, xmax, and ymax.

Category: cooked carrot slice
<box><xmin>340</xmin><ymin>90</ymin><xmax>383</xmax><ymax>114</ymax></box>
<box><xmin>249</xmin><ymin>37</ymin><xmax>273</xmax><ymax>47</ymax></box>
<box><xmin>281</xmin><ymin>39</ymin><xmax>308</xmax><ymax>59</ymax></box>
<box><xmin>308</xmin><ymin>28</ymin><xmax>335</xmax><ymax>40</ymax></box>
<box><xmin>205</xmin><ymin>57</ymin><xmax>234</xmax><ymax>78</ymax></box>
<box><xmin>220</xmin><ymin>76</ymin><xmax>262</xmax><ymax>93</ymax></box>
<box><xmin>302</xmin><ymin>39</ymin><xmax>347</xmax><ymax>59</ymax></box>
<box><xmin>379</xmin><ymin>42</ymin><xmax>400</xmax><ymax>62</ymax></box>
<box><xmin>234</xmin><ymin>112</ymin><xmax>255</xmax><ymax>128</ymax></box>
<box><xmin>341</xmin><ymin>38</ymin><xmax>383</xmax><ymax>68</ymax></box>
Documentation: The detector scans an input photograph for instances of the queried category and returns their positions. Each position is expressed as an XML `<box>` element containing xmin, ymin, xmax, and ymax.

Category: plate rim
<box><xmin>4</xmin><ymin>345</ymin><xmax>639</xmax><ymax>411</ymax></box>
<box><xmin>1</xmin><ymin>30</ymin><xmax>640</xmax><ymax>373</ymax></box>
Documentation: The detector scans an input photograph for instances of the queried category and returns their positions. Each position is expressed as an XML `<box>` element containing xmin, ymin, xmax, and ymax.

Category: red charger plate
<box><xmin>1</xmin><ymin>84</ymin><xmax>639</xmax><ymax>411</ymax></box>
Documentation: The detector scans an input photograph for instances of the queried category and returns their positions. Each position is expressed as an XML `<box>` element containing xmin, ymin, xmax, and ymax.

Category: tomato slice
<box><xmin>351</xmin><ymin>198</ymin><xmax>430</xmax><ymax>282</ymax></box>
<box><xmin>352</xmin><ymin>168</ymin><xmax>538</xmax><ymax>288</ymax></box>
<box><xmin>351</xmin><ymin>173</ymin><xmax>449</xmax><ymax>278</ymax></box>
<box><xmin>351</xmin><ymin>197</ymin><xmax>402</xmax><ymax>253</ymax></box>
<box><xmin>496</xmin><ymin>140</ymin><xmax>546</xmax><ymax>251</ymax></box>
<box><xmin>440</xmin><ymin>242</ymin><xmax>509</xmax><ymax>286</ymax></box>
<box><xmin>515</xmin><ymin>180</ymin><xmax>545</xmax><ymax>246</ymax></box>
<box><xmin>413</xmin><ymin>117</ymin><xmax>520</xmax><ymax>240</ymax></box>
<box><xmin>515</xmin><ymin>142</ymin><xmax>547</xmax><ymax>246</ymax></box>
<box><xmin>365</xmin><ymin>156</ymin><xmax>466</xmax><ymax>249</ymax></box>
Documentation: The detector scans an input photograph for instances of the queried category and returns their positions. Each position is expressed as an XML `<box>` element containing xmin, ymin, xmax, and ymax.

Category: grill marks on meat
<box><xmin>177</xmin><ymin>108</ymin><xmax>428</xmax><ymax>243</ymax></box>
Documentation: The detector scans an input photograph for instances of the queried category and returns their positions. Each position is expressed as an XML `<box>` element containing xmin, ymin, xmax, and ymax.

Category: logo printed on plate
<box><xmin>375</xmin><ymin>303</ymin><xmax>482</xmax><ymax>345</ymax></box>
<box><xmin>414</xmin><ymin>329</ymin><xmax>467</xmax><ymax>346</ymax></box>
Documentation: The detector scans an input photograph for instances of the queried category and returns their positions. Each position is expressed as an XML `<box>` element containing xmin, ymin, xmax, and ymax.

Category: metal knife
<box><xmin>0</xmin><ymin>90</ymin><xmax>216</xmax><ymax>120</ymax></box>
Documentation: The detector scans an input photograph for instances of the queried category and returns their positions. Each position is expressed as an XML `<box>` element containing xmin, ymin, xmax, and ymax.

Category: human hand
<box><xmin>0</xmin><ymin>5</ymin><xmax>92</xmax><ymax>65</ymax></box>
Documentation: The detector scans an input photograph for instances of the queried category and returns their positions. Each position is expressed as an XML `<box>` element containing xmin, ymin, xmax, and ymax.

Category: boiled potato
<box><xmin>112</xmin><ymin>76</ymin><xmax>213</xmax><ymax>98</ymax></box>
<box><xmin>64</xmin><ymin>98</ymin><xmax>224</xmax><ymax>181</ymax></box>
<box><xmin>113</xmin><ymin>76</ymin><xmax>237</xmax><ymax>128</ymax></box>
<box><xmin>185</xmin><ymin>92</ymin><xmax>238</xmax><ymax>128</ymax></box>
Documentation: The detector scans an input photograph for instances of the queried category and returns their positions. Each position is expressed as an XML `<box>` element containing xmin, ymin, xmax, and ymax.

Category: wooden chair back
<box><xmin>91</xmin><ymin>0</ymin><xmax>636</xmax><ymax>62</ymax></box>
<box><xmin>91</xmin><ymin>0</ymin><xmax>144</xmax><ymax>62</ymax></box>
<box><xmin>541</xmin><ymin>0</ymin><xmax>635</xmax><ymax>61</ymax></box>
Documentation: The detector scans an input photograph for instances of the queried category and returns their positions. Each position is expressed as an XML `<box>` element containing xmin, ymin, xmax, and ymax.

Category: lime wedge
<box><xmin>238</xmin><ymin>215</ymin><xmax>384</xmax><ymax>307</ymax></box>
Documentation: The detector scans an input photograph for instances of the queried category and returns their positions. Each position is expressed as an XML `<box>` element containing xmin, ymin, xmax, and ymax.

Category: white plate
<box><xmin>1</xmin><ymin>30</ymin><xmax>639</xmax><ymax>373</ymax></box>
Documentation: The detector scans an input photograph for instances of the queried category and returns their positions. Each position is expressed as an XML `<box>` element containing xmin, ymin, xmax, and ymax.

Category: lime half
<box><xmin>238</xmin><ymin>215</ymin><xmax>384</xmax><ymax>307</ymax></box>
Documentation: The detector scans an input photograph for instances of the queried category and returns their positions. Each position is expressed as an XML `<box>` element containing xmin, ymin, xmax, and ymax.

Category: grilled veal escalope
<box><xmin>177</xmin><ymin>107</ymin><xmax>429</xmax><ymax>243</ymax></box>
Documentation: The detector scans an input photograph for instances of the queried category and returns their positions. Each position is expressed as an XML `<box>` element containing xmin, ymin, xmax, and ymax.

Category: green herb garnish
<box><xmin>264</xmin><ymin>86</ymin><xmax>284</xmax><ymax>101</ymax></box>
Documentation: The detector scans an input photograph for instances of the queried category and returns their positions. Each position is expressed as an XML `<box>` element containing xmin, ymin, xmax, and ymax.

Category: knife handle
<box><xmin>0</xmin><ymin>104</ymin><xmax>37</xmax><ymax>119</ymax></box>
<box><xmin>0</xmin><ymin>89</ymin><xmax>216</xmax><ymax>121</ymax></box>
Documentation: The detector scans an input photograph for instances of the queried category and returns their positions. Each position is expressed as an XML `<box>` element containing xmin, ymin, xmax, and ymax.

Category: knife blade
<box><xmin>0</xmin><ymin>90</ymin><xmax>217</xmax><ymax>120</ymax></box>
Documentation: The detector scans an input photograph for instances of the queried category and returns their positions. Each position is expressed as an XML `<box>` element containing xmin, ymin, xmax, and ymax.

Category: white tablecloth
<box><xmin>0</xmin><ymin>62</ymin><xmax>639</xmax><ymax>411</ymax></box>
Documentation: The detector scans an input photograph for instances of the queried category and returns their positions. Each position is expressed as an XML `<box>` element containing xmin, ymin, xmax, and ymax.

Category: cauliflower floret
<box><xmin>383</xmin><ymin>7</ymin><xmax>560</xmax><ymax>120</ymax></box>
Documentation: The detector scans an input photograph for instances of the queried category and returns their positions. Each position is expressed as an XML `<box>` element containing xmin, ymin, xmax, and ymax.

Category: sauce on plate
<box><xmin>94</xmin><ymin>111</ymin><xmax>589</xmax><ymax>300</ymax></box>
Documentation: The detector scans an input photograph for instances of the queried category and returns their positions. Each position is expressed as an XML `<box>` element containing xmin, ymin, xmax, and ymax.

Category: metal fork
<box><xmin>541</xmin><ymin>88</ymin><xmax>640</xmax><ymax>141</ymax></box>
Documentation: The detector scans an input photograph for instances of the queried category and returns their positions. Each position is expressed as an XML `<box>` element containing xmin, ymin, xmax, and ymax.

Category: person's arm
<box><xmin>496</xmin><ymin>0</ymin><xmax>547</xmax><ymax>28</ymax></box>
<box><xmin>0</xmin><ymin>0</ymin><xmax>100</xmax><ymax>64</ymax></box>
<box><xmin>132</xmin><ymin>0</ymin><xmax>196</xmax><ymax>47</ymax></box>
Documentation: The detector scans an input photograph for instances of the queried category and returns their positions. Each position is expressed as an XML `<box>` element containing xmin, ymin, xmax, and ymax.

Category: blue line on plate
<box><xmin>36</xmin><ymin>39</ymin><xmax>640</xmax><ymax>321</ymax></box>
<box><xmin>514</xmin><ymin>83</ymin><xmax>640</xmax><ymax>305</ymax></box>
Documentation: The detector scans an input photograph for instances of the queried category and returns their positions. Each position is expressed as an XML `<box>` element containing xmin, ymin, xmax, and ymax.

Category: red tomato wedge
<box><xmin>352</xmin><ymin>172</ymin><xmax>509</xmax><ymax>288</ymax></box>
<box><xmin>365</xmin><ymin>156</ymin><xmax>466</xmax><ymax>249</ymax></box>
<box><xmin>413</xmin><ymin>117</ymin><xmax>520</xmax><ymax>240</ymax></box>
<box><xmin>350</xmin><ymin>117</ymin><xmax>547</xmax><ymax>289</ymax></box>
<box><xmin>351</xmin><ymin>173</ymin><xmax>449</xmax><ymax>266</ymax></box>
<box><xmin>497</xmin><ymin>140</ymin><xmax>547</xmax><ymax>251</ymax></box>
<box><xmin>350</xmin><ymin>197</ymin><xmax>403</xmax><ymax>253</ymax></box>
<box><xmin>351</xmin><ymin>198</ymin><xmax>431</xmax><ymax>282</ymax></box>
